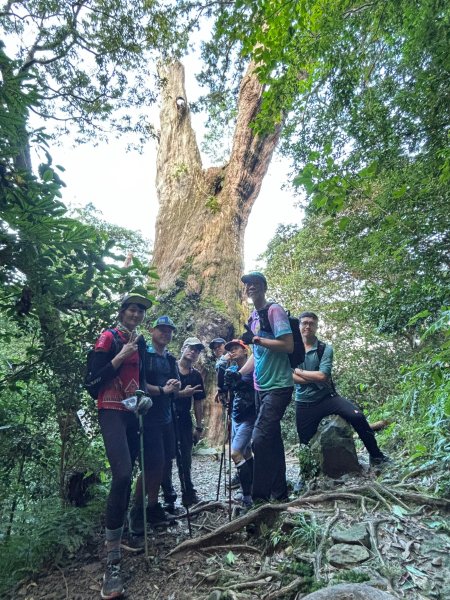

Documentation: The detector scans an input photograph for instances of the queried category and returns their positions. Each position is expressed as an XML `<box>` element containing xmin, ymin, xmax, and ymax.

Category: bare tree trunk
<box><xmin>153</xmin><ymin>60</ymin><xmax>281</xmax><ymax>441</ymax></box>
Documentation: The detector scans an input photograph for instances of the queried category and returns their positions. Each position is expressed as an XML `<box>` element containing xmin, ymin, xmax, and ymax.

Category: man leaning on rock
<box><xmin>293</xmin><ymin>311</ymin><xmax>390</xmax><ymax>468</ymax></box>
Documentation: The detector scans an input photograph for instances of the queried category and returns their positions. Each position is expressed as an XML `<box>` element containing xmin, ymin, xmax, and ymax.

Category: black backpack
<box><xmin>84</xmin><ymin>329</ymin><xmax>123</xmax><ymax>399</ymax></box>
<box><xmin>251</xmin><ymin>303</ymin><xmax>305</xmax><ymax>368</ymax></box>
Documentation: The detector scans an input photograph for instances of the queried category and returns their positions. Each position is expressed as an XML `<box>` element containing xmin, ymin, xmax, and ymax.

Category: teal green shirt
<box><xmin>295</xmin><ymin>341</ymin><xmax>333</xmax><ymax>404</ymax></box>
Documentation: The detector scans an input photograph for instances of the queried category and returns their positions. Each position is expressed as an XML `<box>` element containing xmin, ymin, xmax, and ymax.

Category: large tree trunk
<box><xmin>153</xmin><ymin>60</ymin><xmax>281</xmax><ymax>442</ymax></box>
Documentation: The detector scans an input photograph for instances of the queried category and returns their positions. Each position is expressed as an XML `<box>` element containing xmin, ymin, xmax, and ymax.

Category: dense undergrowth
<box><xmin>0</xmin><ymin>490</ymin><xmax>106</xmax><ymax>594</ymax></box>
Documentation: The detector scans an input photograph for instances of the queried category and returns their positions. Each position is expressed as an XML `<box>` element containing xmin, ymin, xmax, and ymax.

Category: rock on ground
<box><xmin>331</xmin><ymin>523</ymin><xmax>370</xmax><ymax>548</ymax></box>
<box><xmin>301</xmin><ymin>583</ymin><xmax>397</xmax><ymax>600</ymax></box>
<box><xmin>310</xmin><ymin>415</ymin><xmax>362</xmax><ymax>478</ymax></box>
<box><xmin>326</xmin><ymin>543</ymin><xmax>370</xmax><ymax>568</ymax></box>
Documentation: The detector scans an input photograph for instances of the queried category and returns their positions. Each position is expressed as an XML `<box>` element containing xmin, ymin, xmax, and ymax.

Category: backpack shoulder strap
<box><xmin>316</xmin><ymin>339</ymin><xmax>326</xmax><ymax>363</ymax></box>
<box><xmin>255</xmin><ymin>302</ymin><xmax>275</xmax><ymax>334</ymax></box>
<box><xmin>167</xmin><ymin>351</ymin><xmax>180</xmax><ymax>379</ymax></box>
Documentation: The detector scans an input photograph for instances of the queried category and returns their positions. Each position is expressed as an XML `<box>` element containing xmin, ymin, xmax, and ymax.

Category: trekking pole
<box><xmin>223</xmin><ymin>404</ymin><xmax>228</xmax><ymax>497</ymax></box>
<box><xmin>216</xmin><ymin>445</ymin><xmax>224</xmax><ymax>501</ymax></box>
<box><xmin>170</xmin><ymin>397</ymin><xmax>192</xmax><ymax>537</ymax></box>
<box><xmin>135</xmin><ymin>390</ymin><xmax>149</xmax><ymax>559</ymax></box>
<box><xmin>216</xmin><ymin>397</ymin><xmax>227</xmax><ymax>500</ymax></box>
<box><xmin>227</xmin><ymin>391</ymin><xmax>232</xmax><ymax>521</ymax></box>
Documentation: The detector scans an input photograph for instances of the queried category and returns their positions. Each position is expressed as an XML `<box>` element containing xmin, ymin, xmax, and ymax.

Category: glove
<box><xmin>240</xmin><ymin>323</ymin><xmax>254</xmax><ymax>345</ymax></box>
<box><xmin>224</xmin><ymin>368</ymin><xmax>242</xmax><ymax>389</ymax></box>
<box><xmin>136</xmin><ymin>395</ymin><xmax>153</xmax><ymax>415</ymax></box>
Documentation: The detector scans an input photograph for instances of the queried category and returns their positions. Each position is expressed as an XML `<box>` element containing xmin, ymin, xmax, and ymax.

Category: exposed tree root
<box><xmin>168</xmin><ymin>492</ymin><xmax>366</xmax><ymax>556</ymax></box>
<box><xmin>176</xmin><ymin>501</ymin><xmax>233</xmax><ymax>519</ymax></box>
<box><xmin>262</xmin><ymin>576</ymin><xmax>306</xmax><ymax>599</ymax></box>
<box><xmin>198</xmin><ymin>544</ymin><xmax>261</xmax><ymax>554</ymax></box>
<box><xmin>168</xmin><ymin>484</ymin><xmax>449</xmax><ymax>556</ymax></box>
<box><xmin>315</xmin><ymin>507</ymin><xmax>340</xmax><ymax>578</ymax></box>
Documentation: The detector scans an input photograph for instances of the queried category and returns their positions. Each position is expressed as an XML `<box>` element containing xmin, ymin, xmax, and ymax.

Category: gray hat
<box><xmin>120</xmin><ymin>292</ymin><xmax>152</xmax><ymax>310</ymax></box>
<box><xmin>209</xmin><ymin>337</ymin><xmax>226</xmax><ymax>350</ymax></box>
<box><xmin>182</xmin><ymin>337</ymin><xmax>205</xmax><ymax>351</ymax></box>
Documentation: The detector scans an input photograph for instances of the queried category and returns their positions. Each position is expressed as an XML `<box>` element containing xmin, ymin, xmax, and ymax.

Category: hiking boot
<box><xmin>226</xmin><ymin>472</ymin><xmax>240</xmax><ymax>490</ymax></box>
<box><xmin>128</xmin><ymin>505</ymin><xmax>144</xmax><ymax>536</ymax></box>
<box><xmin>181</xmin><ymin>491</ymin><xmax>201</xmax><ymax>507</ymax></box>
<box><xmin>146</xmin><ymin>502</ymin><xmax>173</xmax><ymax>525</ymax></box>
<box><xmin>101</xmin><ymin>562</ymin><xmax>124</xmax><ymax>599</ymax></box>
<box><xmin>163</xmin><ymin>502</ymin><xmax>176</xmax><ymax>515</ymax></box>
<box><xmin>370</xmin><ymin>454</ymin><xmax>392</xmax><ymax>468</ymax></box>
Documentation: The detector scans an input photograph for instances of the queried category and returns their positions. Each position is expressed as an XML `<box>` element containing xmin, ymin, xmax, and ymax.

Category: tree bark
<box><xmin>153</xmin><ymin>60</ymin><xmax>281</xmax><ymax>441</ymax></box>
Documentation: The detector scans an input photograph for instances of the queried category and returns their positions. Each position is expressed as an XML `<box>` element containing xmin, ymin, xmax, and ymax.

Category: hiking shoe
<box><xmin>101</xmin><ymin>562</ymin><xmax>124</xmax><ymax>599</ymax></box>
<box><xmin>181</xmin><ymin>491</ymin><xmax>201</xmax><ymax>507</ymax></box>
<box><xmin>128</xmin><ymin>505</ymin><xmax>144</xmax><ymax>536</ymax></box>
<box><xmin>164</xmin><ymin>502</ymin><xmax>176</xmax><ymax>514</ymax></box>
<box><xmin>370</xmin><ymin>454</ymin><xmax>392</xmax><ymax>468</ymax></box>
<box><xmin>226</xmin><ymin>472</ymin><xmax>240</xmax><ymax>490</ymax></box>
<box><xmin>146</xmin><ymin>502</ymin><xmax>173</xmax><ymax>525</ymax></box>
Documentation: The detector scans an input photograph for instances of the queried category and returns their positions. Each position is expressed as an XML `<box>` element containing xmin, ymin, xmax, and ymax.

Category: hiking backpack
<box><xmin>84</xmin><ymin>329</ymin><xmax>123</xmax><ymax>399</ymax></box>
<box><xmin>251</xmin><ymin>303</ymin><xmax>305</xmax><ymax>368</ymax></box>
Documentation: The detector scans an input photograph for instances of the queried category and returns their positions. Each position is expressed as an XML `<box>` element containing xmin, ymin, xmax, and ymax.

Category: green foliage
<box><xmin>297</xmin><ymin>445</ymin><xmax>320</xmax><ymax>481</ymax></box>
<box><xmin>205</xmin><ymin>195</ymin><xmax>221</xmax><ymax>213</ymax></box>
<box><xmin>0</xmin><ymin>51</ymin><xmax>155</xmax><ymax>582</ymax></box>
<box><xmin>373</xmin><ymin>309</ymin><xmax>450</xmax><ymax>491</ymax></box>
<box><xmin>289</xmin><ymin>513</ymin><xmax>321</xmax><ymax>550</ymax></box>
<box><xmin>0</xmin><ymin>0</ymin><xmax>190</xmax><ymax>142</ymax></box>
<box><xmin>0</xmin><ymin>493</ymin><xmax>106</xmax><ymax>594</ymax></box>
<box><xmin>333</xmin><ymin>570</ymin><xmax>370</xmax><ymax>585</ymax></box>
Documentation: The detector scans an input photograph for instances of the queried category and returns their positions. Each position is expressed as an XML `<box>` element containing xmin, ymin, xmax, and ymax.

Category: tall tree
<box><xmin>153</xmin><ymin>60</ymin><xmax>282</xmax><ymax>438</ymax></box>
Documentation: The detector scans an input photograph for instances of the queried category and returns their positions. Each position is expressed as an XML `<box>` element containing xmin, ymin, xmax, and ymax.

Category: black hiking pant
<box><xmin>295</xmin><ymin>394</ymin><xmax>384</xmax><ymax>458</ymax></box>
<box><xmin>252</xmin><ymin>387</ymin><xmax>293</xmax><ymax>502</ymax></box>
<box><xmin>99</xmin><ymin>409</ymin><xmax>139</xmax><ymax>530</ymax></box>
<box><xmin>161</xmin><ymin>413</ymin><xmax>196</xmax><ymax>503</ymax></box>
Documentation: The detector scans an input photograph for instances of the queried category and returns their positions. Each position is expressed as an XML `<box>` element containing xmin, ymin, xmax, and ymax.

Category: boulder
<box><xmin>301</xmin><ymin>583</ymin><xmax>396</xmax><ymax>600</ymax></box>
<box><xmin>331</xmin><ymin>523</ymin><xmax>370</xmax><ymax>548</ymax></box>
<box><xmin>310</xmin><ymin>415</ymin><xmax>361</xmax><ymax>478</ymax></box>
<box><xmin>326</xmin><ymin>543</ymin><xmax>370</xmax><ymax>567</ymax></box>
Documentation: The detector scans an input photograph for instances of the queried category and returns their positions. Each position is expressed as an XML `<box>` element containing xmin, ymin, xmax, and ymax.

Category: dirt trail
<box><xmin>10</xmin><ymin>454</ymin><xmax>450</xmax><ymax>600</ymax></box>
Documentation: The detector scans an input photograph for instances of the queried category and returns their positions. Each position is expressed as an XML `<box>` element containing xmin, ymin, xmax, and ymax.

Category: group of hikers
<box><xmin>89</xmin><ymin>271</ymin><xmax>389</xmax><ymax>599</ymax></box>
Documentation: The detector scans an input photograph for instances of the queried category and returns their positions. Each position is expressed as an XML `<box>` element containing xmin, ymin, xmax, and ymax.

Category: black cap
<box><xmin>241</xmin><ymin>271</ymin><xmax>267</xmax><ymax>289</ymax></box>
<box><xmin>209</xmin><ymin>337</ymin><xmax>226</xmax><ymax>350</ymax></box>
